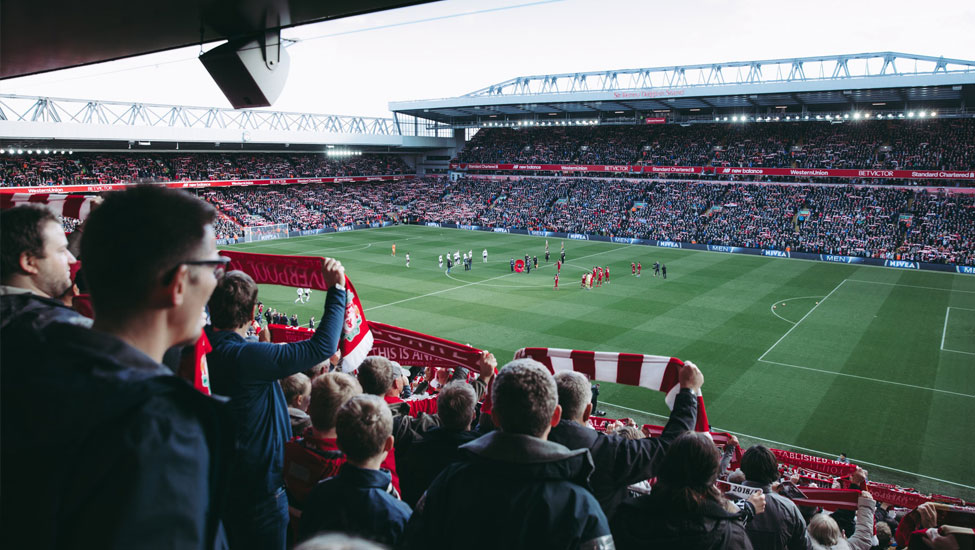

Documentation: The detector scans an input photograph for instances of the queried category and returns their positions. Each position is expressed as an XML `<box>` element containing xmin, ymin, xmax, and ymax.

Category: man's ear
<box><xmin>383</xmin><ymin>434</ymin><xmax>395</xmax><ymax>454</ymax></box>
<box><xmin>18</xmin><ymin>251</ymin><xmax>40</xmax><ymax>275</ymax></box>
<box><xmin>550</xmin><ymin>403</ymin><xmax>562</xmax><ymax>428</ymax></box>
<box><xmin>163</xmin><ymin>265</ymin><xmax>189</xmax><ymax>307</ymax></box>
<box><xmin>582</xmin><ymin>402</ymin><xmax>593</xmax><ymax>423</ymax></box>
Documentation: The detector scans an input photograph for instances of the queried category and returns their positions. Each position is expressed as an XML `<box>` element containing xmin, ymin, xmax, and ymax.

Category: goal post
<box><xmin>243</xmin><ymin>223</ymin><xmax>290</xmax><ymax>243</ymax></box>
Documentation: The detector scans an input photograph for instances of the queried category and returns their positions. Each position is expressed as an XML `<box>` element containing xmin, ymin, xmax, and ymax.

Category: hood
<box><xmin>460</xmin><ymin>431</ymin><xmax>595</xmax><ymax>487</ymax></box>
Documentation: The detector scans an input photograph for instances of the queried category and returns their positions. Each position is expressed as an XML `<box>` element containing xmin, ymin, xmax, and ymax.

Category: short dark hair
<box><xmin>308</xmin><ymin>372</ymin><xmax>361</xmax><ymax>431</ymax></box>
<box><xmin>0</xmin><ymin>205</ymin><xmax>60</xmax><ymax>281</ymax></box>
<box><xmin>80</xmin><ymin>186</ymin><xmax>215</xmax><ymax>315</ymax></box>
<box><xmin>653</xmin><ymin>432</ymin><xmax>723</xmax><ymax>513</ymax></box>
<box><xmin>281</xmin><ymin>372</ymin><xmax>311</xmax><ymax>407</ymax></box>
<box><xmin>356</xmin><ymin>356</ymin><xmax>396</xmax><ymax>396</ymax></box>
<box><xmin>491</xmin><ymin>359</ymin><xmax>557</xmax><ymax>437</ymax></box>
<box><xmin>437</xmin><ymin>381</ymin><xmax>476</xmax><ymax>431</ymax></box>
<box><xmin>336</xmin><ymin>395</ymin><xmax>392</xmax><ymax>463</ymax></box>
<box><xmin>208</xmin><ymin>270</ymin><xmax>258</xmax><ymax>329</ymax></box>
<box><xmin>740</xmin><ymin>445</ymin><xmax>780</xmax><ymax>485</ymax></box>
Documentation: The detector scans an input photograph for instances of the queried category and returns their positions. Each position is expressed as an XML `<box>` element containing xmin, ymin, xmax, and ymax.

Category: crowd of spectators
<box><xmin>0</xmin><ymin>152</ymin><xmax>411</xmax><ymax>187</ymax></box>
<box><xmin>3</xmin><ymin>186</ymin><xmax>973</xmax><ymax>550</ymax></box>
<box><xmin>200</xmin><ymin>177</ymin><xmax>975</xmax><ymax>265</ymax></box>
<box><xmin>457</xmin><ymin>119</ymin><xmax>975</xmax><ymax>172</ymax></box>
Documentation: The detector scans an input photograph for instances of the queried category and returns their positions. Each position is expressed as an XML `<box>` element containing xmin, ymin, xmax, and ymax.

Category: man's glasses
<box><xmin>165</xmin><ymin>257</ymin><xmax>232</xmax><ymax>282</ymax></box>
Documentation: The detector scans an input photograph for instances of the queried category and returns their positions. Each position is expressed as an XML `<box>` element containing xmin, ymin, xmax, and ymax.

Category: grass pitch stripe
<box><xmin>756</xmin><ymin>359</ymin><xmax>974</xmax><ymax>399</ymax></box>
<box><xmin>758</xmin><ymin>279</ymin><xmax>847</xmax><ymax>362</ymax></box>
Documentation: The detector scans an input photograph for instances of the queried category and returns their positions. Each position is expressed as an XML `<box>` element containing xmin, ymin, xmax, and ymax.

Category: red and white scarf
<box><xmin>0</xmin><ymin>193</ymin><xmax>96</xmax><ymax>220</ymax></box>
<box><xmin>514</xmin><ymin>347</ymin><xmax>709</xmax><ymax>432</ymax></box>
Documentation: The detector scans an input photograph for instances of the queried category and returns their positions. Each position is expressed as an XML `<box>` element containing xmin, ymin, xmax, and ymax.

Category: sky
<box><xmin>2</xmin><ymin>0</ymin><xmax>974</xmax><ymax>118</ymax></box>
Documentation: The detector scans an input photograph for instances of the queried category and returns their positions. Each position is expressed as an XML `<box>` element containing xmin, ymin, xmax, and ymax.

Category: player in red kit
<box><xmin>597</xmin><ymin>267</ymin><xmax>603</xmax><ymax>287</ymax></box>
<box><xmin>631</xmin><ymin>262</ymin><xmax>636</xmax><ymax>275</ymax></box>
<box><xmin>554</xmin><ymin>272</ymin><xmax>559</xmax><ymax>290</ymax></box>
<box><xmin>556</xmin><ymin>260</ymin><xmax>562</xmax><ymax>273</ymax></box>
<box><xmin>604</xmin><ymin>266</ymin><xmax>610</xmax><ymax>283</ymax></box>
<box><xmin>637</xmin><ymin>262</ymin><xmax>642</xmax><ymax>277</ymax></box>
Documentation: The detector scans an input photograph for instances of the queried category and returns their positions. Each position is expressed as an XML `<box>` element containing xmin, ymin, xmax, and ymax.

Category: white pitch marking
<box><xmin>758</xmin><ymin>280</ymin><xmax>846</xmax><ymax>362</ymax></box>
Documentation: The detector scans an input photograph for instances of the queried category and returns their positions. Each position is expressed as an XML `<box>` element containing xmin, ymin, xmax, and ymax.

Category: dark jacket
<box><xmin>548</xmin><ymin>387</ymin><xmax>698</xmax><ymax>519</ymax></box>
<box><xmin>0</xmin><ymin>289</ymin><xmax>91</xmax><ymax>334</ymax></box>
<box><xmin>399</xmin><ymin>427</ymin><xmax>479</xmax><ymax>507</ymax></box>
<box><xmin>404</xmin><ymin>431</ymin><xmax>614</xmax><ymax>550</ymax></box>
<box><xmin>0</xmin><ymin>321</ymin><xmax>234</xmax><ymax>550</ymax></box>
<box><xmin>298</xmin><ymin>464</ymin><xmax>411</xmax><ymax>546</ymax></box>
<box><xmin>612</xmin><ymin>494</ymin><xmax>753</xmax><ymax>550</ymax></box>
<box><xmin>206</xmin><ymin>286</ymin><xmax>345</xmax><ymax>498</ymax></box>
<box><xmin>741</xmin><ymin>481</ymin><xmax>811</xmax><ymax>550</ymax></box>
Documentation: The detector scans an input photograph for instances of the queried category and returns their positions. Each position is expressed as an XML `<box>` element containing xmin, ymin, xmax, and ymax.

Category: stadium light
<box><xmin>863</xmin><ymin>113</ymin><xmax>870</xmax><ymax>118</ymax></box>
<box><xmin>930</xmin><ymin>111</ymin><xmax>937</xmax><ymax>117</ymax></box>
<box><xmin>843</xmin><ymin>114</ymin><xmax>849</xmax><ymax>119</ymax></box>
<box><xmin>732</xmin><ymin>116</ymin><xmax>738</xmax><ymax>122</ymax></box>
<box><xmin>27</xmin><ymin>149</ymin><xmax>33</xmax><ymax>154</ymax></box>
<box><xmin>919</xmin><ymin>111</ymin><xmax>927</xmax><ymax>118</ymax></box>
<box><xmin>804</xmin><ymin>115</ymin><xmax>810</xmax><ymax>120</ymax></box>
<box><xmin>17</xmin><ymin>149</ymin><xmax>23</xmax><ymax>154</ymax></box>
<box><xmin>898</xmin><ymin>113</ymin><xmax>905</xmax><ymax>118</ymax></box>
<box><xmin>44</xmin><ymin>149</ymin><xmax>50</xmax><ymax>154</ymax></box>
<box><xmin>908</xmin><ymin>111</ymin><xmax>915</xmax><ymax>117</ymax></box>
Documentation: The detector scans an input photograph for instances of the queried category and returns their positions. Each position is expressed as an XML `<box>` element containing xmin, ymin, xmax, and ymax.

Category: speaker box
<box><xmin>200</xmin><ymin>39</ymin><xmax>290</xmax><ymax>109</ymax></box>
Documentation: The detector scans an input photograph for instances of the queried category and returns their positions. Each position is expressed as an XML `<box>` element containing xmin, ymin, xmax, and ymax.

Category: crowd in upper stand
<box><xmin>456</xmin><ymin>119</ymin><xmax>975</xmax><ymax>171</ymax></box>
<box><xmin>198</xmin><ymin>178</ymin><xmax>975</xmax><ymax>265</ymax></box>
<box><xmin>0</xmin><ymin>153</ymin><xmax>411</xmax><ymax>187</ymax></box>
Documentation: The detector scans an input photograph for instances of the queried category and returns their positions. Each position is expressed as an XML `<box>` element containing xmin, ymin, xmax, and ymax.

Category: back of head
<box><xmin>335</xmin><ymin>394</ymin><xmax>393</xmax><ymax>463</ymax></box>
<box><xmin>654</xmin><ymin>431</ymin><xmax>722</xmax><ymax>513</ymax></box>
<box><xmin>0</xmin><ymin>205</ymin><xmax>61</xmax><ymax>285</ymax></box>
<box><xmin>356</xmin><ymin>356</ymin><xmax>396</xmax><ymax>396</ymax></box>
<box><xmin>437</xmin><ymin>380</ymin><xmax>476</xmax><ymax>431</ymax></box>
<box><xmin>80</xmin><ymin>186</ymin><xmax>215</xmax><ymax>316</ymax></box>
<box><xmin>308</xmin><ymin>372</ymin><xmax>362</xmax><ymax>432</ymax></box>
<box><xmin>281</xmin><ymin>372</ymin><xmax>311</xmax><ymax>407</ymax></box>
<box><xmin>807</xmin><ymin>513</ymin><xmax>842</xmax><ymax>547</ymax></box>
<box><xmin>208</xmin><ymin>270</ymin><xmax>258</xmax><ymax>329</ymax></box>
<box><xmin>294</xmin><ymin>533</ymin><xmax>385</xmax><ymax>550</ymax></box>
<box><xmin>491</xmin><ymin>358</ymin><xmax>557</xmax><ymax>437</ymax></box>
<box><xmin>553</xmin><ymin>371</ymin><xmax>591</xmax><ymax>422</ymax></box>
<box><xmin>740</xmin><ymin>445</ymin><xmax>779</xmax><ymax>486</ymax></box>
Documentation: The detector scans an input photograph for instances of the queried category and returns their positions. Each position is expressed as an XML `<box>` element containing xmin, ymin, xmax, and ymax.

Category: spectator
<box><xmin>405</xmin><ymin>358</ymin><xmax>613</xmax><ymax>550</ymax></box>
<box><xmin>612</xmin><ymin>431</ymin><xmax>756</xmax><ymax>550</ymax></box>
<box><xmin>283</xmin><ymin>372</ymin><xmax>399</xmax><ymax>509</ymax></box>
<box><xmin>298</xmin><ymin>395</ymin><xmax>411</xmax><ymax>546</ymax></box>
<box><xmin>806</xmin><ymin>491</ymin><xmax>875</xmax><ymax>550</ymax></box>
<box><xmin>548</xmin><ymin>366</ymin><xmax>700</xmax><ymax>519</ymax></box>
<box><xmin>295</xmin><ymin>533</ymin><xmax>386</xmax><ymax>550</ymax></box>
<box><xmin>739</xmin><ymin>445</ymin><xmax>811</xmax><ymax>550</ymax></box>
<box><xmin>357</xmin><ymin>356</ymin><xmax>441</xmax><ymax>460</ymax></box>
<box><xmin>0</xmin><ymin>204</ymin><xmax>88</xmax><ymax>333</ymax></box>
<box><xmin>206</xmin><ymin>264</ymin><xmax>346</xmax><ymax>550</ymax></box>
<box><xmin>399</xmin><ymin>380</ymin><xmax>480</xmax><ymax>507</ymax></box>
<box><xmin>1</xmin><ymin>185</ymin><xmax>234</xmax><ymax>549</ymax></box>
<box><xmin>283</xmin><ymin>372</ymin><xmax>313</xmax><ymax>436</ymax></box>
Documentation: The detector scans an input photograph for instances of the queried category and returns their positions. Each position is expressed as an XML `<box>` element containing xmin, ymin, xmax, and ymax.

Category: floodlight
<box><xmin>908</xmin><ymin>111</ymin><xmax>915</xmax><ymax>117</ymax></box>
<box><xmin>804</xmin><ymin>115</ymin><xmax>810</xmax><ymax>120</ymax></box>
<box><xmin>918</xmin><ymin>111</ymin><xmax>926</xmax><ymax>118</ymax></box>
<box><xmin>732</xmin><ymin>116</ymin><xmax>738</xmax><ymax>122</ymax></box>
<box><xmin>843</xmin><ymin>114</ymin><xmax>849</xmax><ymax>119</ymax></box>
<box><xmin>864</xmin><ymin>113</ymin><xmax>870</xmax><ymax>118</ymax></box>
<box><xmin>44</xmin><ymin>149</ymin><xmax>50</xmax><ymax>154</ymax></box>
<box><xmin>17</xmin><ymin>149</ymin><xmax>23</xmax><ymax>154</ymax></box>
<box><xmin>930</xmin><ymin>111</ymin><xmax>937</xmax><ymax>117</ymax></box>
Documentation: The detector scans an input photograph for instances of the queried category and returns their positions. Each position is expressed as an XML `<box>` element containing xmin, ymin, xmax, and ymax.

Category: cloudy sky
<box><xmin>2</xmin><ymin>0</ymin><xmax>973</xmax><ymax>118</ymax></box>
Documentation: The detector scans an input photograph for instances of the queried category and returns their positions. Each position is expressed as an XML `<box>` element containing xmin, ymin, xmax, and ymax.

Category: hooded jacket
<box><xmin>612</xmin><ymin>492</ymin><xmax>753</xmax><ymax>550</ymax></box>
<box><xmin>0</xmin><ymin>321</ymin><xmax>235</xmax><ymax>550</ymax></box>
<box><xmin>404</xmin><ymin>430</ymin><xmax>614</xmax><ymax>550</ymax></box>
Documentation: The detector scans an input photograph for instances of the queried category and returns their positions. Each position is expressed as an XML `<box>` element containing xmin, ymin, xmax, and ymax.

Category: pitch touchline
<box><xmin>600</xmin><ymin>400</ymin><xmax>975</xmax><ymax>490</ymax></box>
<box><xmin>365</xmin><ymin>245</ymin><xmax>633</xmax><ymax>311</ymax></box>
<box><xmin>757</xmin><ymin>358</ymin><xmax>974</xmax><ymax>398</ymax></box>
<box><xmin>758</xmin><ymin>279</ymin><xmax>847</xmax><ymax>362</ymax></box>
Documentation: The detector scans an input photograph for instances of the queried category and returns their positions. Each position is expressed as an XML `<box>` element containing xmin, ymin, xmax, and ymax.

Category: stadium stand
<box><xmin>456</xmin><ymin>119</ymin><xmax>975</xmax><ymax>172</ymax></box>
<box><xmin>0</xmin><ymin>152</ymin><xmax>410</xmax><ymax>187</ymax></box>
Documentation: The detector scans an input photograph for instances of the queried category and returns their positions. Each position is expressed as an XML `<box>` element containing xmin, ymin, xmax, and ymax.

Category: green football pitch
<box><xmin>223</xmin><ymin>224</ymin><xmax>975</xmax><ymax>499</ymax></box>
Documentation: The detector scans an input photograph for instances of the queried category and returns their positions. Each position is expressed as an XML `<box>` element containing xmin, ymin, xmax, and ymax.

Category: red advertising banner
<box><xmin>644</xmin><ymin>117</ymin><xmax>667</xmax><ymax>124</ymax></box>
<box><xmin>771</xmin><ymin>449</ymin><xmax>858</xmax><ymax>477</ymax></box>
<box><xmin>448</xmin><ymin>163</ymin><xmax>975</xmax><ymax>180</ymax></box>
<box><xmin>0</xmin><ymin>174</ymin><xmax>415</xmax><ymax>195</ymax></box>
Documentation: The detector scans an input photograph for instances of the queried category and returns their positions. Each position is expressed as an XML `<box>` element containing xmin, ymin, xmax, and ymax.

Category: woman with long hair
<box><xmin>612</xmin><ymin>431</ymin><xmax>755</xmax><ymax>550</ymax></box>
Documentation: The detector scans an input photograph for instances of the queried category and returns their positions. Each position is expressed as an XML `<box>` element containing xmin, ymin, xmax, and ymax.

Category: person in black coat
<box><xmin>612</xmin><ymin>432</ymin><xmax>756</xmax><ymax>550</ymax></box>
<box><xmin>548</xmin><ymin>367</ymin><xmax>700</xmax><ymax>520</ymax></box>
<box><xmin>399</xmin><ymin>381</ymin><xmax>480</xmax><ymax>507</ymax></box>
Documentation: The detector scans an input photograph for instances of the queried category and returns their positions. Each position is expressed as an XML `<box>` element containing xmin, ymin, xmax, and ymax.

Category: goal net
<box><xmin>243</xmin><ymin>223</ymin><xmax>290</xmax><ymax>243</ymax></box>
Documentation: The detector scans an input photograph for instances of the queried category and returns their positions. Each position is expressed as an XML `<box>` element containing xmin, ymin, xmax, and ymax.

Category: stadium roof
<box><xmin>390</xmin><ymin>52</ymin><xmax>975</xmax><ymax>127</ymax></box>
<box><xmin>1</xmin><ymin>0</ymin><xmax>436</xmax><ymax>79</ymax></box>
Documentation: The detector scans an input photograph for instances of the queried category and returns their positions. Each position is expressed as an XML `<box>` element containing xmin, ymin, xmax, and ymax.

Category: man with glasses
<box><xmin>2</xmin><ymin>186</ymin><xmax>234</xmax><ymax>549</ymax></box>
<box><xmin>205</xmin><ymin>259</ymin><xmax>346</xmax><ymax>550</ymax></box>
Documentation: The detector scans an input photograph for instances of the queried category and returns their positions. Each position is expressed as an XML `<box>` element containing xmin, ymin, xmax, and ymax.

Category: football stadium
<box><xmin>2</xmin><ymin>1</ymin><xmax>974</xmax><ymax>548</ymax></box>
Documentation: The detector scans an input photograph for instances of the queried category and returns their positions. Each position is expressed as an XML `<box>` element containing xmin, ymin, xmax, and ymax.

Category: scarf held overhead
<box><xmin>218</xmin><ymin>250</ymin><xmax>373</xmax><ymax>370</ymax></box>
<box><xmin>514</xmin><ymin>347</ymin><xmax>708</xmax><ymax>432</ymax></box>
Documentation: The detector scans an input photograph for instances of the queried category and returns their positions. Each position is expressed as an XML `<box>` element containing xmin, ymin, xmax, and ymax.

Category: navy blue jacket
<box><xmin>399</xmin><ymin>427</ymin><xmax>479</xmax><ymax>508</ymax></box>
<box><xmin>206</xmin><ymin>286</ymin><xmax>345</xmax><ymax>497</ymax></box>
<box><xmin>298</xmin><ymin>464</ymin><xmax>412</xmax><ymax>545</ymax></box>
<box><xmin>1</xmin><ymin>321</ymin><xmax>235</xmax><ymax>550</ymax></box>
<box><xmin>405</xmin><ymin>431</ymin><xmax>613</xmax><ymax>550</ymax></box>
<box><xmin>548</xmin><ymin>387</ymin><xmax>698</xmax><ymax>519</ymax></box>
